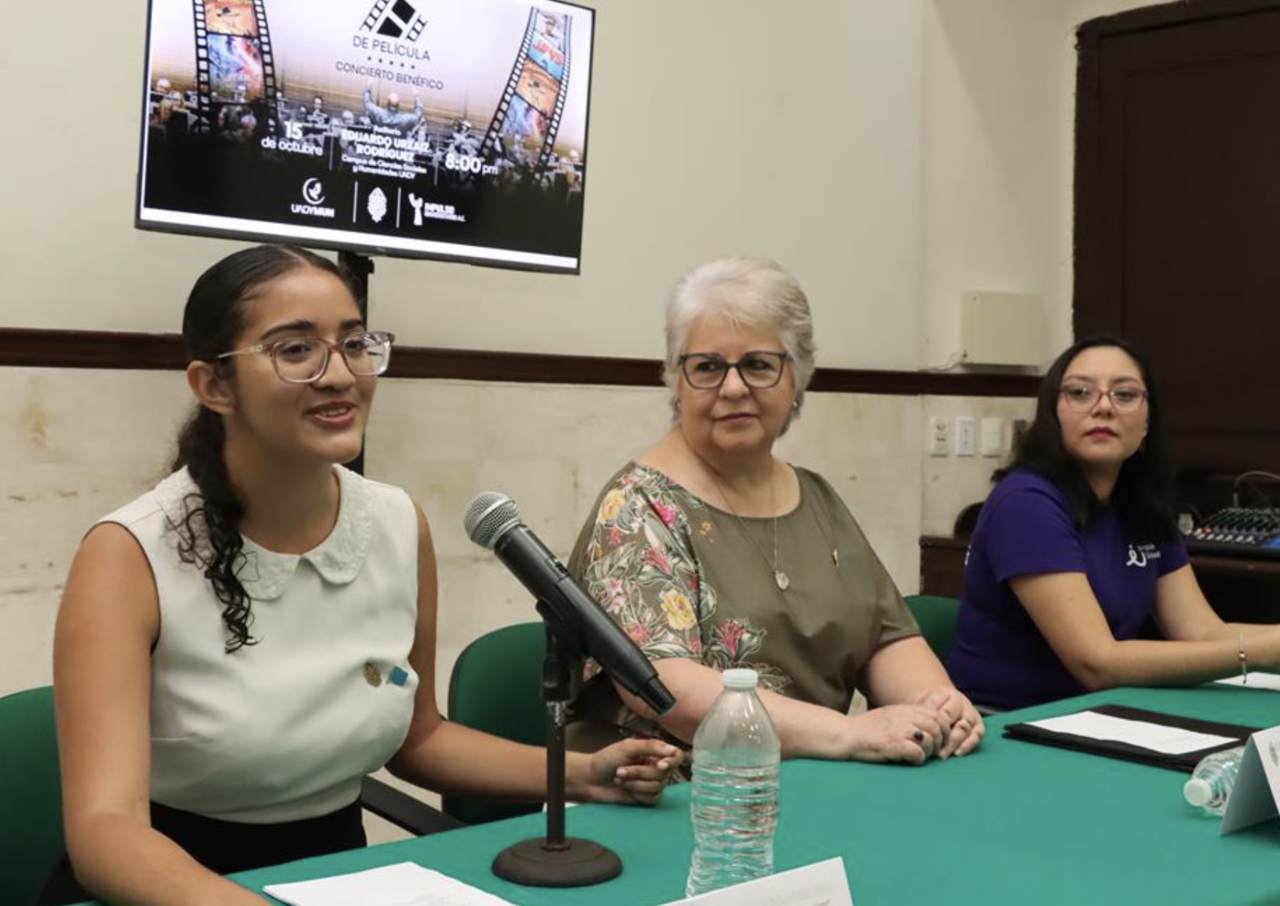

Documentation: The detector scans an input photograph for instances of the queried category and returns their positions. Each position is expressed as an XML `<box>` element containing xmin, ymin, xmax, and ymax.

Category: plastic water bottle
<box><xmin>1184</xmin><ymin>745</ymin><xmax>1245</xmax><ymax>816</ymax></box>
<box><xmin>686</xmin><ymin>668</ymin><xmax>781</xmax><ymax>897</ymax></box>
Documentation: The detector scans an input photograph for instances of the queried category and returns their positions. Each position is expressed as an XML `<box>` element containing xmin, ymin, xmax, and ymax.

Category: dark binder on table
<box><xmin>1003</xmin><ymin>704</ymin><xmax>1259</xmax><ymax>772</ymax></box>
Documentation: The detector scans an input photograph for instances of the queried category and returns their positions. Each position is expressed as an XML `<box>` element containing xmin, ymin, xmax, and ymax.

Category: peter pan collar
<box><xmin>156</xmin><ymin>464</ymin><xmax>374</xmax><ymax>601</ymax></box>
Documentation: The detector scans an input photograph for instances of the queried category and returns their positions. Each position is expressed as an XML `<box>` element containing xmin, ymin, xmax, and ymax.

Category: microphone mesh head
<box><xmin>463</xmin><ymin>492</ymin><xmax>522</xmax><ymax>549</ymax></box>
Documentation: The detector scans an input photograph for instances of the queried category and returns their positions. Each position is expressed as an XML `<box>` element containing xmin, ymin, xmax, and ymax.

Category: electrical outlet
<box><xmin>955</xmin><ymin>416</ymin><xmax>976</xmax><ymax>457</ymax></box>
<box><xmin>928</xmin><ymin>416</ymin><xmax>949</xmax><ymax>457</ymax></box>
<box><xmin>981</xmin><ymin>417</ymin><xmax>1003</xmax><ymax>457</ymax></box>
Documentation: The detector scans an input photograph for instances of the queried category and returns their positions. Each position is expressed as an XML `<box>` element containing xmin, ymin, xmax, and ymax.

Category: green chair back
<box><xmin>0</xmin><ymin>686</ymin><xmax>65</xmax><ymax>906</ymax></box>
<box><xmin>905</xmin><ymin>594</ymin><xmax>961</xmax><ymax>662</ymax></box>
<box><xmin>444</xmin><ymin>622</ymin><xmax>547</xmax><ymax>825</ymax></box>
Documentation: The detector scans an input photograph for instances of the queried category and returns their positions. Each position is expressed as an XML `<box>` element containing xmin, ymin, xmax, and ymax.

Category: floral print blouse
<box><xmin>567</xmin><ymin>462</ymin><xmax>919</xmax><ymax>744</ymax></box>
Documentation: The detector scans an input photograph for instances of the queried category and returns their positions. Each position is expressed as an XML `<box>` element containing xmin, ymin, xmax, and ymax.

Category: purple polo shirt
<box><xmin>946</xmin><ymin>469</ymin><xmax>1188</xmax><ymax>710</ymax></box>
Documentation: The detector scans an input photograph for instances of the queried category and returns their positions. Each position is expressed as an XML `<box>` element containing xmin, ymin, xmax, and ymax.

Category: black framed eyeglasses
<box><xmin>216</xmin><ymin>331</ymin><xmax>395</xmax><ymax>383</ymax></box>
<box><xmin>1059</xmin><ymin>383</ymin><xmax>1148</xmax><ymax>413</ymax></box>
<box><xmin>678</xmin><ymin>351</ymin><xmax>793</xmax><ymax>390</ymax></box>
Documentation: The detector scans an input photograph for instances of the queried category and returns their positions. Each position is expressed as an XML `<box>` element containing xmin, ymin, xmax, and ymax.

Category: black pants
<box><xmin>38</xmin><ymin>800</ymin><xmax>366</xmax><ymax>906</ymax></box>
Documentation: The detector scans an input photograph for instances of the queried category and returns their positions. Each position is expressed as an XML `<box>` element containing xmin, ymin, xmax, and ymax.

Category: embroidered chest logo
<box><xmin>1125</xmin><ymin>543</ymin><xmax>1161</xmax><ymax>568</ymax></box>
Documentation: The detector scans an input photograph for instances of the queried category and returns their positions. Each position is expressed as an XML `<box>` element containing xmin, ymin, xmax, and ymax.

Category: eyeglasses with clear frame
<box><xmin>1059</xmin><ymin>383</ymin><xmax>1148</xmax><ymax>413</ymax></box>
<box><xmin>215</xmin><ymin>331</ymin><xmax>396</xmax><ymax>383</ymax></box>
<box><xmin>678</xmin><ymin>351</ymin><xmax>793</xmax><ymax>390</ymax></box>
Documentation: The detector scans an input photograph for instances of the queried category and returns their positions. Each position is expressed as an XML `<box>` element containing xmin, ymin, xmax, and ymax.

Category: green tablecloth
<box><xmin>79</xmin><ymin>685</ymin><xmax>1280</xmax><ymax>905</ymax></box>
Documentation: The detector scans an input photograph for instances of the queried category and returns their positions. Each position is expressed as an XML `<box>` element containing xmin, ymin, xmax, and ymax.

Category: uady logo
<box><xmin>291</xmin><ymin>178</ymin><xmax>334</xmax><ymax>219</ymax></box>
<box><xmin>302</xmin><ymin>178</ymin><xmax>325</xmax><ymax>205</ymax></box>
<box><xmin>362</xmin><ymin>0</ymin><xmax>427</xmax><ymax>41</ymax></box>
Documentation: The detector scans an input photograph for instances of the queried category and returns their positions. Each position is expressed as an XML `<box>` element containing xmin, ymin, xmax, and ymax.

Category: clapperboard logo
<box><xmin>361</xmin><ymin>0</ymin><xmax>427</xmax><ymax>41</ymax></box>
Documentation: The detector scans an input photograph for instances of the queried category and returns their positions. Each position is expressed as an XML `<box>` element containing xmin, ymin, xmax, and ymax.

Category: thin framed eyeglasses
<box><xmin>216</xmin><ymin>331</ymin><xmax>396</xmax><ymax>383</ymax></box>
<box><xmin>1059</xmin><ymin>384</ymin><xmax>1148</xmax><ymax>413</ymax></box>
<box><xmin>679</xmin><ymin>351</ymin><xmax>793</xmax><ymax>390</ymax></box>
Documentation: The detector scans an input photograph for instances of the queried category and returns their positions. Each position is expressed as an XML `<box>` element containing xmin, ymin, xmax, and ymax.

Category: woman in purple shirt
<box><xmin>947</xmin><ymin>337</ymin><xmax>1280</xmax><ymax>710</ymax></box>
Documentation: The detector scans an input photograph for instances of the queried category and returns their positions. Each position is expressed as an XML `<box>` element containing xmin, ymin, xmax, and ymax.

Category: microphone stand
<box><xmin>491</xmin><ymin>605</ymin><xmax>623</xmax><ymax>887</ymax></box>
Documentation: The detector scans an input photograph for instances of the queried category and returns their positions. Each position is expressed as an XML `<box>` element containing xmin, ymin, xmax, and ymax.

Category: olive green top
<box><xmin>568</xmin><ymin>462</ymin><xmax>918</xmax><ymax>743</ymax></box>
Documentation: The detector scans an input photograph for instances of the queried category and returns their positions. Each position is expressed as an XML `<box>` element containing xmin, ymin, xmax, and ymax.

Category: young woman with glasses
<box><xmin>565</xmin><ymin>258</ymin><xmax>984</xmax><ymax>771</ymax></box>
<box><xmin>947</xmin><ymin>336</ymin><xmax>1280</xmax><ymax>710</ymax></box>
<box><xmin>46</xmin><ymin>245</ymin><xmax>679</xmax><ymax>906</ymax></box>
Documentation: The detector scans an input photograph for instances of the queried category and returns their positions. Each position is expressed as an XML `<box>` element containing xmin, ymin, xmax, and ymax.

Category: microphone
<box><xmin>464</xmin><ymin>492</ymin><xmax>677</xmax><ymax>716</ymax></box>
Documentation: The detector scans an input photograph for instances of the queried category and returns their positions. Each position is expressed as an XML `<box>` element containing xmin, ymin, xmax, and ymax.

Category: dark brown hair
<box><xmin>171</xmin><ymin>245</ymin><xmax>362</xmax><ymax>652</ymax></box>
<box><xmin>996</xmin><ymin>335</ymin><xmax>1176</xmax><ymax>540</ymax></box>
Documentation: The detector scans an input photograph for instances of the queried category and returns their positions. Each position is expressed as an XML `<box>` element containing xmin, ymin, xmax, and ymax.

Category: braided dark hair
<box><xmin>170</xmin><ymin>244</ymin><xmax>363</xmax><ymax>652</ymax></box>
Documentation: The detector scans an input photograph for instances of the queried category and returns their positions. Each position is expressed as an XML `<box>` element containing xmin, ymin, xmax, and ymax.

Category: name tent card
<box><xmin>1219</xmin><ymin>725</ymin><xmax>1280</xmax><ymax>835</ymax></box>
<box><xmin>658</xmin><ymin>857</ymin><xmax>854</xmax><ymax>906</ymax></box>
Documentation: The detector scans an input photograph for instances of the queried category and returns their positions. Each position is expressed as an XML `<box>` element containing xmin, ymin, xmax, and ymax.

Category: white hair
<box><xmin>663</xmin><ymin>257</ymin><xmax>816</xmax><ymax>422</ymax></box>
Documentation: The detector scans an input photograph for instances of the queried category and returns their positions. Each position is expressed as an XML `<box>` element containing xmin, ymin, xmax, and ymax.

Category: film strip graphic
<box><xmin>190</xmin><ymin>2</ymin><xmax>212</xmax><ymax>133</ymax></box>
<box><xmin>190</xmin><ymin>0</ymin><xmax>280</xmax><ymax>135</ymax></box>
<box><xmin>254</xmin><ymin>0</ymin><xmax>280</xmax><ymax>133</ymax></box>
<box><xmin>480</xmin><ymin>7</ymin><xmax>573</xmax><ymax>172</ymax></box>
<box><xmin>361</xmin><ymin>0</ymin><xmax>429</xmax><ymax>41</ymax></box>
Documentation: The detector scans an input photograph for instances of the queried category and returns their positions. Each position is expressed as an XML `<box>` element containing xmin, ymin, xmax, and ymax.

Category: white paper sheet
<box><xmin>1214</xmin><ymin>672</ymin><xmax>1280</xmax><ymax>691</ymax></box>
<box><xmin>1025</xmin><ymin>711</ymin><xmax>1236</xmax><ymax>754</ymax></box>
<box><xmin>659</xmin><ymin>857</ymin><xmax>853</xmax><ymax>906</ymax></box>
<box><xmin>263</xmin><ymin>862</ymin><xmax>517</xmax><ymax>906</ymax></box>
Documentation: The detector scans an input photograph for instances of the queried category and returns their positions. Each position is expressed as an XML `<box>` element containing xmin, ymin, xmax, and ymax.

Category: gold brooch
<box><xmin>363</xmin><ymin>662</ymin><xmax>383</xmax><ymax>687</ymax></box>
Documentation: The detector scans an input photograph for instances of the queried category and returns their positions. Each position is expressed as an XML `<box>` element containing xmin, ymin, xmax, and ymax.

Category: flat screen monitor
<box><xmin>138</xmin><ymin>0</ymin><xmax>594</xmax><ymax>272</ymax></box>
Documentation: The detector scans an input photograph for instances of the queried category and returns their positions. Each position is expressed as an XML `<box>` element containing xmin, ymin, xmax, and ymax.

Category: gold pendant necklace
<box><xmin>705</xmin><ymin>465</ymin><xmax>790</xmax><ymax>592</ymax></box>
<box><xmin>808</xmin><ymin>482</ymin><xmax>841</xmax><ymax>571</ymax></box>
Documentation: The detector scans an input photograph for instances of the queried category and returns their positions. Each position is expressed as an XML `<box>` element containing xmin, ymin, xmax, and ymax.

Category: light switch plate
<box><xmin>981</xmin><ymin>417</ymin><xmax>1003</xmax><ymax>457</ymax></box>
<box><xmin>929</xmin><ymin>417</ymin><xmax>950</xmax><ymax>457</ymax></box>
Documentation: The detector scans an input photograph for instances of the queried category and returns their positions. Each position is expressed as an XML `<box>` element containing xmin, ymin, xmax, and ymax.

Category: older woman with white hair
<box><xmin>568</xmin><ymin>258</ymin><xmax>983</xmax><ymax>766</ymax></box>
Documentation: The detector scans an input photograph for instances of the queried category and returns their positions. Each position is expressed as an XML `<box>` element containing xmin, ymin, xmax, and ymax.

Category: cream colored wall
<box><xmin>0</xmin><ymin>0</ymin><xmax>928</xmax><ymax>369</ymax></box>
<box><xmin>0</xmin><ymin>0</ymin><xmax>1165</xmax><ymax>361</ymax></box>
<box><xmin>920</xmin><ymin>0</ymin><xmax>1171</xmax><ymax>369</ymax></box>
<box><xmin>0</xmin><ymin>0</ymin><xmax>928</xmax><ymax>698</ymax></box>
<box><xmin>0</xmin><ymin>373</ymin><xmax>1029</xmax><ymax>701</ymax></box>
<box><xmin>1070</xmin><ymin>0</ymin><xmax>1166</xmax><ymax>23</ymax></box>
<box><xmin>0</xmin><ymin>371</ymin><xmax>188</xmax><ymax>697</ymax></box>
<box><xmin>0</xmin><ymin>360</ymin><xmax>1029</xmax><ymax>850</ymax></box>
<box><xmin>920</xmin><ymin>395</ymin><xmax>1037</xmax><ymax>536</ymax></box>
<box><xmin>4</xmin><ymin>0</ymin><xmax>1162</xmax><ymax>772</ymax></box>
<box><xmin>0</xmin><ymin>369</ymin><xmax>1024</xmax><ymax>700</ymax></box>
<box><xmin>921</xmin><ymin>0</ymin><xmax>1072</xmax><ymax>369</ymax></box>
<box><xmin>2</xmin><ymin>0</ymin><xmax>1151</xmax><ymax>844</ymax></box>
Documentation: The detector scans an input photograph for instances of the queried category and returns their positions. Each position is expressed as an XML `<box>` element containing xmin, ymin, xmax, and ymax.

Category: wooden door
<box><xmin>1076</xmin><ymin>0</ymin><xmax>1280</xmax><ymax>491</ymax></box>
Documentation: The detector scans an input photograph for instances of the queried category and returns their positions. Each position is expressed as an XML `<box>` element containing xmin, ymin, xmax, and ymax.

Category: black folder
<box><xmin>1003</xmin><ymin>704</ymin><xmax>1259</xmax><ymax>772</ymax></box>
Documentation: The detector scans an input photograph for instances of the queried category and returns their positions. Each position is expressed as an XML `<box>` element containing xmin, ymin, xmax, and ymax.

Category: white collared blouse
<box><xmin>98</xmin><ymin>464</ymin><xmax>420</xmax><ymax>823</ymax></box>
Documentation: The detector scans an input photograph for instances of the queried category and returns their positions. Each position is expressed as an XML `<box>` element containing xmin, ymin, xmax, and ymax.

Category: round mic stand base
<box><xmin>491</xmin><ymin>618</ymin><xmax>622</xmax><ymax>887</ymax></box>
<box><xmin>492</xmin><ymin>837</ymin><xmax>622</xmax><ymax>887</ymax></box>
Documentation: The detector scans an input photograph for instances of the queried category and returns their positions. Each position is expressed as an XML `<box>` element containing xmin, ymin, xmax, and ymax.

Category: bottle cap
<box><xmin>1184</xmin><ymin>777</ymin><xmax>1213</xmax><ymax>808</ymax></box>
<box><xmin>722</xmin><ymin>668</ymin><xmax>759</xmax><ymax>689</ymax></box>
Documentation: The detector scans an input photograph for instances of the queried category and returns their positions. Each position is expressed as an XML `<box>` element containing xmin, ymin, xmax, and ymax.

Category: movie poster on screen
<box><xmin>138</xmin><ymin>0</ymin><xmax>593</xmax><ymax>271</ymax></box>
